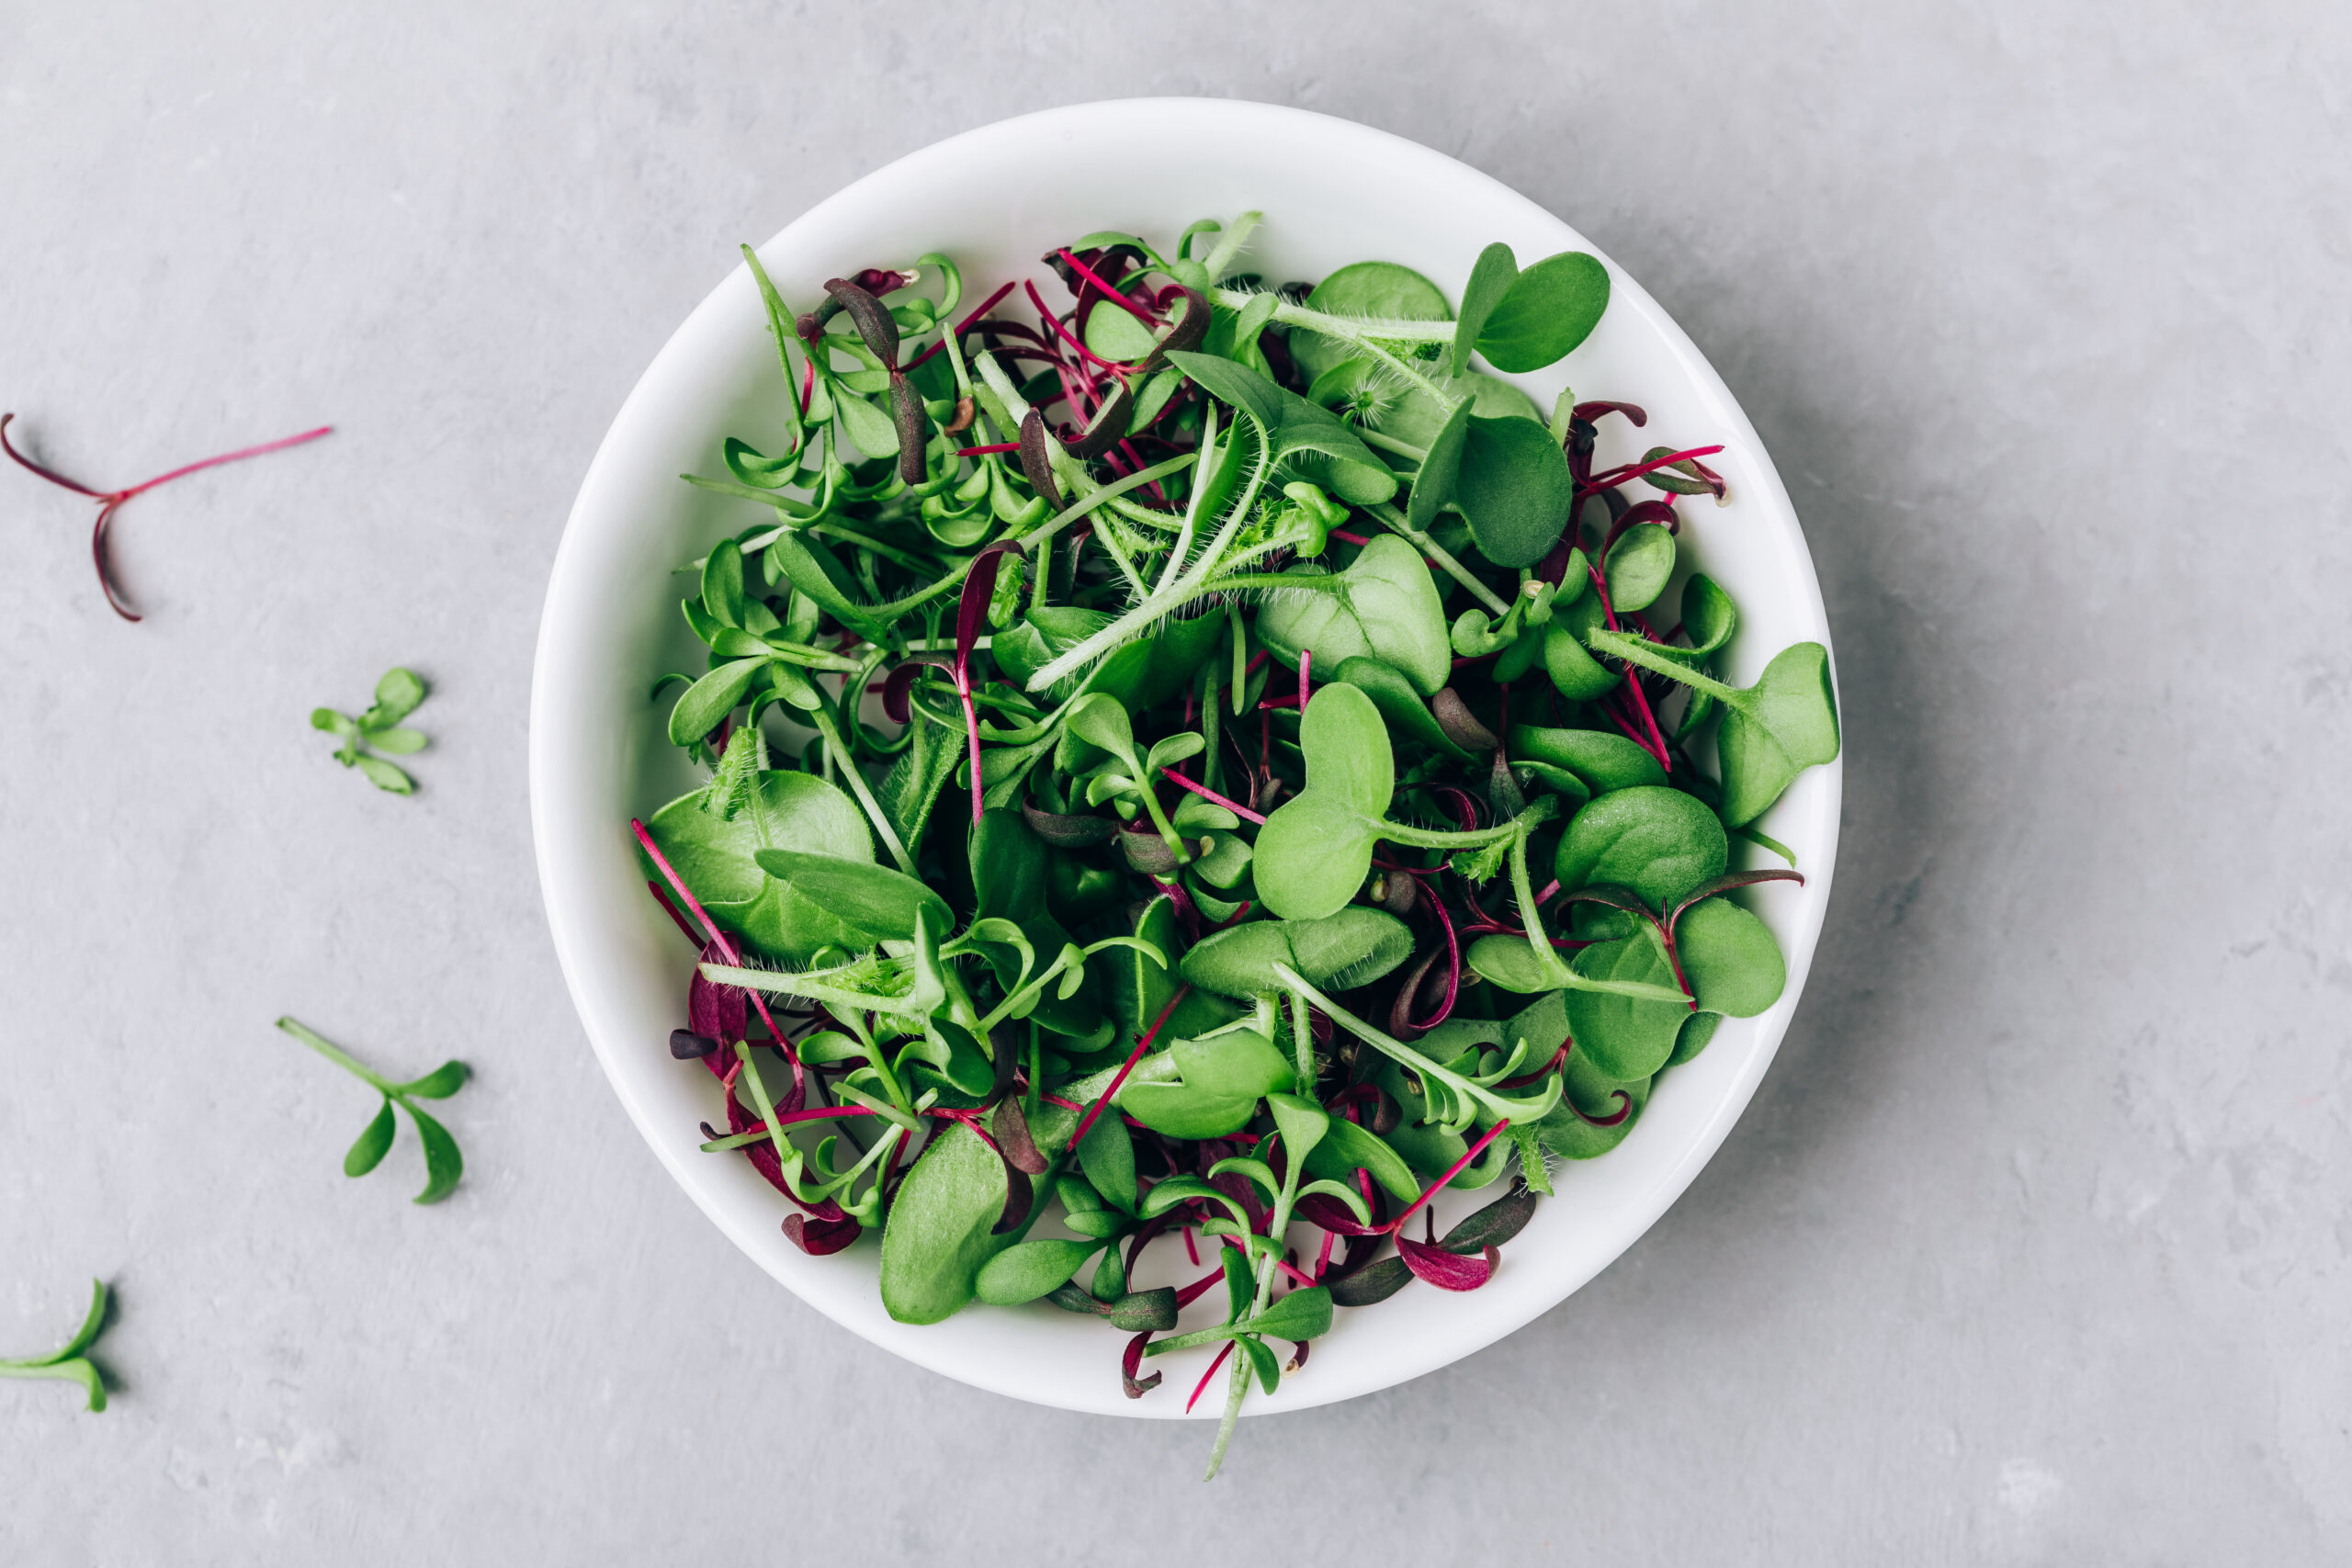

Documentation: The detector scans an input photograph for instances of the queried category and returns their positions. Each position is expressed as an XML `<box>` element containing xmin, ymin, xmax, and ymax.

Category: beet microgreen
<box><xmin>629</xmin><ymin>213</ymin><xmax>1834</xmax><ymax>1476</ymax></box>
<box><xmin>311</xmin><ymin>667</ymin><xmax>430</xmax><ymax>795</ymax></box>
<box><xmin>276</xmin><ymin>1018</ymin><xmax>468</xmax><ymax>1203</ymax></box>
<box><xmin>0</xmin><ymin>1280</ymin><xmax>112</xmax><ymax>1412</ymax></box>
<box><xmin>0</xmin><ymin>412</ymin><xmax>330</xmax><ymax>620</ymax></box>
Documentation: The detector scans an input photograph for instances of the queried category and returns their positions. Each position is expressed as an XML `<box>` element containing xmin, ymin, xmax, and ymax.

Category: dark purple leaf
<box><xmin>1119</xmin><ymin>826</ymin><xmax>1178</xmax><ymax>875</ymax></box>
<box><xmin>956</xmin><ymin>543</ymin><xmax>1021</xmax><ymax>689</ymax></box>
<box><xmin>1440</xmin><ymin>1184</ymin><xmax>1538</xmax><ymax>1253</ymax></box>
<box><xmin>1021</xmin><ymin>802</ymin><xmax>1118</xmax><ymax>846</ymax></box>
<box><xmin>687</xmin><ymin>939</ymin><xmax>746</xmax><ymax>1057</ymax></box>
<box><xmin>1130</xmin><ymin>285</ymin><xmax>1210</xmax><ymax>376</ymax></box>
<box><xmin>991</xmin><ymin>1163</ymin><xmax>1035</xmax><ymax>1235</ymax></box>
<box><xmin>881</xmin><ymin>658</ymin><xmax>947</xmax><ymax>725</ymax></box>
<box><xmin>1381</xmin><ymin>872</ymin><xmax>1419</xmax><ymax>918</ymax></box>
<box><xmin>822</xmin><ymin>276</ymin><xmax>899</xmax><ymax>367</ymax></box>
<box><xmin>1060</xmin><ymin>379</ymin><xmax>1134</xmax><ymax>460</ymax></box>
<box><xmin>1668</xmin><ymin>869</ymin><xmax>1806</xmax><ymax>931</ymax></box>
<box><xmin>1018</xmin><ymin>410</ymin><xmax>1066</xmax><ymax>513</ymax></box>
<box><xmin>1327</xmin><ymin>1256</ymin><xmax>1411</xmax><ymax>1305</ymax></box>
<box><xmin>1572</xmin><ymin>400</ymin><xmax>1648</xmax><ymax>428</ymax></box>
<box><xmin>783</xmin><ymin>1213</ymin><xmax>862</xmax><ymax>1256</ymax></box>
<box><xmin>1430</xmin><ymin>688</ymin><xmax>1498</xmax><ymax>751</ymax></box>
<box><xmin>1296</xmin><ymin>1191</ymin><xmax>1385</xmax><ymax>1237</ymax></box>
<box><xmin>990</xmin><ymin>1097</ymin><xmax>1049</xmax><ymax>1176</ymax></box>
<box><xmin>1122</xmin><ymin>1331</ymin><xmax>1163</xmax><ymax>1398</ymax></box>
<box><xmin>888</xmin><ymin>370</ymin><xmax>927</xmax><ymax>486</ymax></box>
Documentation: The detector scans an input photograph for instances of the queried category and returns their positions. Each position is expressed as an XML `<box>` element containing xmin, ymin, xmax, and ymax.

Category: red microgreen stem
<box><xmin>1159</xmin><ymin>769</ymin><xmax>1267</xmax><ymax>825</ymax></box>
<box><xmin>956</xmin><ymin>442</ymin><xmax>1021</xmax><ymax>457</ymax></box>
<box><xmin>633</xmin><ymin>818</ymin><xmax>803</xmax><ymax>1095</ymax></box>
<box><xmin>1023</xmin><ymin>280</ymin><xmax>1125</xmax><ymax>377</ymax></box>
<box><xmin>1065</xmin><ymin>986</ymin><xmax>1193</xmax><ymax>1153</ymax></box>
<box><xmin>1580</xmin><ymin>444</ymin><xmax>1725</xmax><ymax>496</ymax></box>
<box><xmin>1385</xmin><ymin>1120</ymin><xmax>1512</xmax><ymax>1236</ymax></box>
<box><xmin>900</xmin><ymin>280</ymin><xmax>1023</xmax><ymax>373</ymax></box>
<box><xmin>1186</xmin><ymin>1342</ymin><xmax>1237</xmax><ymax>1414</ymax></box>
<box><xmin>1054</xmin><ymin>248</ymin><xmax>1161</xmax><ymax>327</ymax></box>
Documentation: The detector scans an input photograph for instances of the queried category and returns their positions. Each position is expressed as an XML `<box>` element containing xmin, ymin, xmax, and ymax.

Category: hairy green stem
<box><xmin>1587</xmin><ymin>629</ymin><xmax>1747</xmax><ymax>708</ymax></box>
<box><xmin>1365</xmin><ymin>502</ymin><xmax>1511</xmax><ymax>616</ymax></box>
<box><xmin>807</xmin><ymin>676</ymin><xmax>918</xmax><ymax>875</ymax></box>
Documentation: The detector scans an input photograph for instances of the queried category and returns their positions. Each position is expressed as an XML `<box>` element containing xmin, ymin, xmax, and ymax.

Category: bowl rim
<box><xmin>530</xmin><ymin>96</ymin><xmax>1840</xmax><ymax>1418</ymax></box>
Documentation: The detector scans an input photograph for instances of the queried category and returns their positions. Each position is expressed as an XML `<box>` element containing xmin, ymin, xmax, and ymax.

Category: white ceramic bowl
<box><xmin>531</xmin><ymin>98</ymin><xmax>1839</xmax><ymax>1418</ymax></box>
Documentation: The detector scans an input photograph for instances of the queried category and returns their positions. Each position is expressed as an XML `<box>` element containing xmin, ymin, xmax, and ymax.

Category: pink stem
<box><xmin>1186</xmin><ymin>1342</ymin><xmax>1237</xmax><ymax>1413</ymax></box>
<box><xmin>1065</xmin><ymin>987</ymin><xmax>1193</xmax><ymax>1152</ymax></box>
<box><xmin>633</xmin><ymin>818</ymin><xmax>804</xmax><ymax>1095</ymax></box>
<box><xmin>1160</xmin><ymin>769</ymin><xmax>1267</xmax><ymax>825</ymax></box>
<box><xmin>956</xmin><ymin>441</ymin><xmax>1020</xmax><ymax>457</ymax></box>
<box><xmin>1054</xmin><ymin>247</ymin><xmax>1161</xmax><ymax>326</ymax></box>
<box><xmin>1579</xmin><ymin>444</ymin><xmax>1725</xmax><ymax>497</ymax></box>
<box><xmin>1298</xmin><ymin>649</ymin><xmax>1312</xmax><ymax>709</ymax></box>
<box><xmin>899</xmin><ymin>280</ymin><xmax>1023</xmax><ymax>372</ymax></box>
<box><xmin>1385</xmin><ymin>1119</ymin><xmax>1512</xmax><ymax>1236</ymax></box>
<box><xmin>117</xmin><ymin>424</ymin><xmax>334</xmax><ymax>500</ymax></box>
<box><xmin>1023</xmin><ymin>279</ymin><xmax>1126</xmax><ymax>376</ymax></box>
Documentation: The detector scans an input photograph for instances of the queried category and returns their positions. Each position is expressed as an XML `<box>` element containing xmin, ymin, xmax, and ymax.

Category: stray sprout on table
<box><xmin>629</xmin><ymin>213</ymin><xmax>1837</xmax><ymax>1476</ymax></box>
<box><xmin>312</xmin><ymin>667</ymin><xmax>432</xmax><ymax>795</ymax></box>
<box><xmin>0</xmin><ymin>412</ymin><xmax>330</xmax><ymax>621</ymax></box>
<box><xmin>277</xmin><ymin>1018</ymin><xmax>469</xmax><ymax>1203</ymax></box>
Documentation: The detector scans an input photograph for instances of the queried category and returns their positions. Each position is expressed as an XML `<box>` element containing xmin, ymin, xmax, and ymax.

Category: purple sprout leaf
<box><xmin>1396</xmin><ymin>1232</ymin><xmax>1498</xmax><ymax>1292</ymax></box>
<box><xmin>1439</xmin><ymin>1183</ymin><xmax>1539</xmax><ymax>1253</ymax></box>
<box><xmin>990</xmin><ymin>1096</ymin><xmax>1049</xmax><ymax>1176</ymax></box>
<box><xmin>783</xmin><ymin>1213</ymin><xmax>862</xmax><ymax>1256</ymax></box>
<box><xmin>1326</xmin><ymin>1256</ymin><xmax>1411</xmax><ymax>1306</ymax></box>
<box><xmin>1122</xmin><ymin>1331</ymin><xmax>1163</xmax><ymax>1399</ymax></box>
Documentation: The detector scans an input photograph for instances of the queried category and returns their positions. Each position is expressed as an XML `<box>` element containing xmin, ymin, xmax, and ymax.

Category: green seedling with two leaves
<box><xmin>277</xmin><ymin>1018</ymin><xmax>469</xmax><ymax>1203</ymax></box>
<box><xmin>311</xmin><ymin>667</ymin><xmax>428</xmax><ymax>794</ymax></box>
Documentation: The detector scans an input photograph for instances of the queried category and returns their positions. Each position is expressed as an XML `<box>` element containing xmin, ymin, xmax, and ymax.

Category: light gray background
<box><xmin>2</xmin><ymin>1</ymin><xmax>2344</xmax><ymax>1562</ymax></box>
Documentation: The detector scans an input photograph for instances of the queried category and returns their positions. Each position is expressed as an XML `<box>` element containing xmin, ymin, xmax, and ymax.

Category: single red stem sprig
<box><xmin>1</xmin><ymin>412</ymin><xmax>332</xmax><ymax>621</ymax></box>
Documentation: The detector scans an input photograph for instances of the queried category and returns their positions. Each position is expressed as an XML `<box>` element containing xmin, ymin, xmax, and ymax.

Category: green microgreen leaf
<box><xmin>0</xmin><ymin>1280</ymin><xmax>111</xmax><ymax>1412</ymax></box>
<box><xmin>317</xmin><ymin>667</ymin><xmax>432</xmax><ymax>794</ymax></box>
<box><xmin>345</xmin><ymin>1098</ymin><xmax>397</xmax><ymax>1177</ymax></box>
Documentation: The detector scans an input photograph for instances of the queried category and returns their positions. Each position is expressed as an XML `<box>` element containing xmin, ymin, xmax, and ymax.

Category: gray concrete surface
<box><xmin>3</xmin><ymin>1</ymin><xmax>2346</xmax><ymax>1562</ymax></box>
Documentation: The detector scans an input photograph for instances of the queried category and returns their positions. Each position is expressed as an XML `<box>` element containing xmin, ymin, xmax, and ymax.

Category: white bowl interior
<box><xmin>530</xmin><ymin>98</ymin><xmax>1840</xmax><ymax>1418</ymax></box>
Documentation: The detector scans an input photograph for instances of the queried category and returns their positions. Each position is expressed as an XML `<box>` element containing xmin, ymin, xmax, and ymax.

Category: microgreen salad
<box><xmin>630</xmin><ymin>213</ymin><xmax>1838</xmax><ymax>1476</ymax></box>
